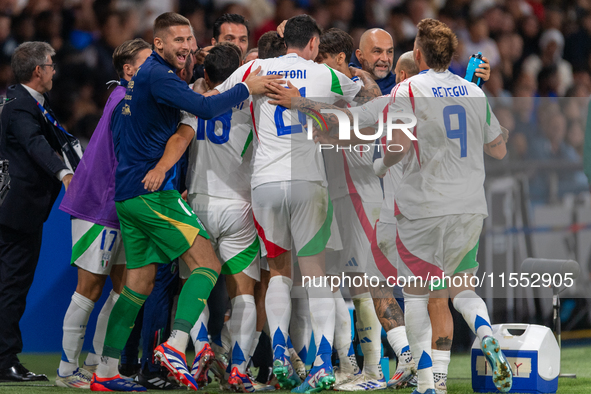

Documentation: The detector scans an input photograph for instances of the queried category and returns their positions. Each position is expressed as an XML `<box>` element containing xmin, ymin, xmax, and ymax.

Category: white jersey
<box><xmin>217</xmin><ymin>55</ymin><xmax>361</xmax><ymax>189</ymax></box>
<box><xmin>324</xmin><ymin>77</ymin><xmax>382</xmax><ymax>203</ymax></box>
<box><xmin>186</xmin><ymin>98</ymin><xmax>254</xmax><ymax>202</ymax></box>
<box><xmin>383</xmin><ymin>69</ymin><xmax>501</xmax><ymax>219</ymax></box>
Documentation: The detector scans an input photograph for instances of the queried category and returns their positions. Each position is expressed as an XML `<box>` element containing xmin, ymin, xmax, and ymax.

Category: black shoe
<box><xmin>0</xmin><ymin>363</ymin><xmax>49</xmax><ymax>382</ymax></box>
<box><xmin>135</xmin><ymin>368</ymin><xmax>180</xmax><ymax>390</ymax></box>
<box><xmin>118</xmin><ymin>363</ymin><xmax>141</xmax><ymax>379</ymax></box>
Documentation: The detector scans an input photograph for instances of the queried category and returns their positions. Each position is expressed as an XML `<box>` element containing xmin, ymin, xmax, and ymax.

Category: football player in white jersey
<box><xmin>315</xmin><ymin>28</ymin><xmax>390</xmax><ymax>391</ymax></box>
<box><xmin>268</xmin><ymin>19</ymin><xmax>508</xmax><ymax>394</ymax></box>
<box><xmin>214</xmin><ymin>15</ymin><xmax>380</xmax><ymax>393</ymax></box>
<box><xmin>371</xmin><ymin>19</ymin><xmax>511</xmax><ymax>394</ymax></box>
<box><xmin>185</xmin><ymin>44</ymin><xmax>274</xmax><ymax>393</ymax></box>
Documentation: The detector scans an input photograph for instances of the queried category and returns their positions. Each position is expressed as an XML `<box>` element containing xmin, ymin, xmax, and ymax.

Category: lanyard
<box><xmin>35</xmin><ymin>101</ymin><xmax>74</xmax><ymax>137</ymax></box>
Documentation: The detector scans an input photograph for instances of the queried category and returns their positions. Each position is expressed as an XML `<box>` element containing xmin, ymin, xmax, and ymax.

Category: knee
<box><xmin>76</xmin><ymin>277</ymin><xmax>106</xmax><ymax>302</ymax></box>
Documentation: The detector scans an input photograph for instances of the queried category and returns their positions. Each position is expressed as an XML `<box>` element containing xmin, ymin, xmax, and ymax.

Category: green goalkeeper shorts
<box><xmin>116</xmin><ymin>190</ymin><xmax>210</xmax><ymax>269</ymax></box>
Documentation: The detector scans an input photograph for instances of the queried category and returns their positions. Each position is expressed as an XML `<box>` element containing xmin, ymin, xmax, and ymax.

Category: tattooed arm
<box><xmin>484</xmin><ymin>126</ymin><xmax>508</xmax><ymax>160</ymax></box>
<box><xmin>266</xmin><ymin>81</ymin><xmax>354</xmax><ymax>128</ymax></box>
<box><xmin>369</xmin><ymin>286</ymin><xmax>405</xmax><ymax>331</ymax></box>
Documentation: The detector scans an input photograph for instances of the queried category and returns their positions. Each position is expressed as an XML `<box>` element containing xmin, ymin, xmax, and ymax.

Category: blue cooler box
<box><xmin>471</xmin><ymin>324</ymin><xmax>559</xmax><ymax>393</ymax></box>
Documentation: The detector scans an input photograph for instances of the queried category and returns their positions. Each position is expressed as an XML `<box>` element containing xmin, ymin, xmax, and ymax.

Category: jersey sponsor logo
<box><xmin>266</xmin><ymin>69</ymin><xmax>307</xmax><ymax>79</ymax></box>
<box><xmin>346</xmin><ymin>257</ymin><xmax>358</xmax><ymax>267</ymax></box>
<box><xmin>431</xmin><ymin>85</ymin><xmax>469</xmax><ymax>97</ymax></box>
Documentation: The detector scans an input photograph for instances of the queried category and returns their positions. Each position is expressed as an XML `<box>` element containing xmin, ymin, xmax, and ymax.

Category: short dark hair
<box><xmin>416</xmin><ymin>18</ymin><xmax>458</xmax><ymax>71</ymax></box>
<box><xmin>112</xmin><ymin>38</ymin><xmax>151</xmax><ymax>79</ymax></box>
<box><xmin>204</xmin><ymin>44</ymin><xmax>242</xmax><ymax>84</ymax></box>
<box><xmin>213</xmin><ymin>14</ymin><xmax>249</xmax><ymax>42</ymax></box>
<box><xmin>154</xmin><ymin>12</ymin><xmax>191</xmax><ymax>38</ymax></box>
<box><xmin>283</xmin><ymin>15</ymin><xmax>322</xmax><ymax>50</ymax></box>
<box><xmin>257</xmin><ymin>31</ymin><xmax>286</xmax><ymax>59</ymax></box>
<box><xmin>319</xmin><ymin>28</ymin><xmax>353</xmax><ymax>61</ymax></box>
<box><xmin>11</xmin><ymin>41</ymin><xmax>55</xmax><ymax>83</ymax></box>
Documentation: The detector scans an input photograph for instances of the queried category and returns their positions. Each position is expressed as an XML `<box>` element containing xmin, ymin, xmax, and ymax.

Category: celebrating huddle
<box><xmin>55</xmin><ymin>10</ymin><xmax>511</xmax><ymax>394</ymax></box>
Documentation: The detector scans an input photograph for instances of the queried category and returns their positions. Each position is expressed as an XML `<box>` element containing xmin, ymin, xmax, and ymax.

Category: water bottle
<box><xmin>465</xmin><ymin>51</ymin><xmax>484</xmax><ymax>87</ymax></box>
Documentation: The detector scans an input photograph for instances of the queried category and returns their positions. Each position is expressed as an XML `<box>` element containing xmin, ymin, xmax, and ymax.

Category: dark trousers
<box><xmin>0</xmin><ymin>225</ymin><xmax>43</xmax><ymax>369</ymax></box>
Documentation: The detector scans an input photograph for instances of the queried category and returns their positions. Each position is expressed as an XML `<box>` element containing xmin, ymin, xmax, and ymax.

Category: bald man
<box><xmin>352</xmin><ymin>28</ymin><xmax>491</xmax><ymax>96</ymax></box>
<box><xmin>353</xmin><ymin>29</ymin><xmax>398</xmax><ymax>95</ymax></box>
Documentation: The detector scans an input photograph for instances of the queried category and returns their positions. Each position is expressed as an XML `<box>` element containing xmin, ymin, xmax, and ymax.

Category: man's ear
<box><xmin>337</xmin><ymin>52</ymin><xmax>346</xmax><ymax>66</ymax></box>
<box><xmin>204</xmin><ymin>69</ymin><xmax>213</xmax><ymax>89</ymax></box>
<box><xmin>309</xmin><ymin>36</ymin><xmax>318</xmax><ymax>51</ymax></box>
<box><xmin>211</xmin><ymin>37</ymin><xmax>217</xmax><ymax>46</ymax></box>
<box><xmin>355</xmin><ymin>48</ymin><xmax>363</xmax><ymax>63</ymax></box>
<box><xmin>154</xmin><ymin>36</ymin><xmax>164</xmax><ymax>51</ymax></box>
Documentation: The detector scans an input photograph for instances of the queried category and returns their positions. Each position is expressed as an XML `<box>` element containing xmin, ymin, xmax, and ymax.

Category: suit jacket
<box><xmin>0</xmin><ymin>84</ymin><xmax>68</xmax><ymax>233</ymax></box>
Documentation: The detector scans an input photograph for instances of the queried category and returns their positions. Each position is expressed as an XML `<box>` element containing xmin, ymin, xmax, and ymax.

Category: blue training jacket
<box><xmin>113</xmin><ymin>51</ymin><xmax>249</xmax><ymax>201</ymax></box>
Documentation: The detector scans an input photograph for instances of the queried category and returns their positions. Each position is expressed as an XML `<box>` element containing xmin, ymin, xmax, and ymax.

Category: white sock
<box><xmin>333</xmin><ymin>289</ymin><xmax>354</xmax><ymax>372</ymax></box>
<box><xmin>404</xmin><ymin>292</ymin><xmax>434</xmax><ymax>391</ymax></box>
<box><xmin>386</xmin><ymin>326</ymin><xmax>411</xmax><ymax>359</ymax></box>
<box><xmin>86</xmin><ymin>290</ymin><xmax>119</xmax><ymax>366</ymax></box>
<box><xmin>353</xmin><ymin>293</ymin><xmax>382</xmax><ymax>379</ymax></box>
<box><xmin>229</xmin><ymin>295</ymin><xmax>257</xmax><ymax>373</ymax></box>
<box><xmin>167</xmin><ymin>330</ymin><xmax>190</xmax><ymax>353</ymax></box>
<box><xmin>266</xmin><ymin>276</ymin><xmax>292</xmax><ymax>359</ymax></box>
<box><xmin>212</xmin><ymin>319</ymin><xmax>232</xmax><ymax>357</ymax></box>
<box><xmin>190</xmin><ymin>304</ymin><xmax>210</xmax><ymax>354</ymax></box>
<box><xmin>290</xmin><ymin>285</ymin><xmax>312</xmax><ymax>362</ymax></box>
<box><xmin>59</xmin><ymin>292</ymin><xmax>95</xmax><ymax>376</ymax></box>
<box><xmin>452</xmin><ymin>290</ymin><xmax>493</xmax><ymax>340</ymax></box>
<box><xmin>432</xmin><ymin>349</ymin><xmax>450</xmax><ymax>375</ymax></box>
<box><xmin>306</xmin><ymin>281</ymin><xmax>335</xmax><ymax>367</ymax></box>
<box><xmin>249</xmin><ymin>331</ymin><xmax>262</xmax><ymax>359</ymax></box>
<box><xmin>97</xmin><ymin>356</ymin><xmax>119</xmax><ymax>378</ymax></box>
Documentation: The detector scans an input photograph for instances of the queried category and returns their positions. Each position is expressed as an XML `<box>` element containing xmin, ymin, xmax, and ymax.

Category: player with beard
<box><xmin>89</xmin><ymin>12</ymin><xmax>278</xmax><ymax>392</ymax></box>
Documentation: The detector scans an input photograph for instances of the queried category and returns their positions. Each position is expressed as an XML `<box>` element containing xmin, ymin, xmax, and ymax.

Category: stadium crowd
<box><xmin>0</xmin><ymin>0</ymin><xmax>589</xmax><ymax>202</ymax></box>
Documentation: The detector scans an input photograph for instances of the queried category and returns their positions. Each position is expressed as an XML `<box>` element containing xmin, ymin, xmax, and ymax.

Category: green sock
<box><xmin>102</xmin><ymin>286</ymin><xmax>148</xmax><ymax>359</ymax></box>
<box><xmin>173</xmin><ymin>267</ymin><xmax>218</xmax><ymax>333</ymax></box>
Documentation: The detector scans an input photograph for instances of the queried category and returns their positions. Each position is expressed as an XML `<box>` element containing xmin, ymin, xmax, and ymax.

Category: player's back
<box><xmin>187</xmin><ymin>100</ymin><xmax>253</xmax><ymax>202</ymax></box>
<box><xmin>391</xmin><ymin>69</ymin><xmax>501</xmax><ymax>219</ymax></box>
<box><xmin>218</xmin><ymin>55</ymin><xmax>360</xmax><ymax>189</ymax></box>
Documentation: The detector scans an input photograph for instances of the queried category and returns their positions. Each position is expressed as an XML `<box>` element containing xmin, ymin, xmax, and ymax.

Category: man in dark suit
<box><xmin>0</xmin><ymin>41</ymin><xmax>73</xmax><ymax>382</ymax></box>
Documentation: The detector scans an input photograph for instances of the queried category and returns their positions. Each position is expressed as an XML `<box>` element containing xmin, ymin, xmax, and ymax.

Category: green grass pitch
<box><xmin>0</xmin><ymin>346</ymin><xmax>589</xmax><ymax>393</ymax></box>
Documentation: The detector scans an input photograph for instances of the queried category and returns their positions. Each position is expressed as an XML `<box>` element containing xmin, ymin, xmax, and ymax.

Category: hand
<box><xmin>349</xmin><ymin>67</ymin><xmax>371</xmax><ymax>80</ymax></box>
<box><xmin>195</xmin><ymin>46</ymin><xmax>213</xmax><ymax>65</ymax></box>
<box><xmin>266</xmin><ymin>81</ymin><xmax>301</xmax><ymax>108</ymax></box>
<box><xmin>142</xmin><ymin>166</ymin><xmax>166</xmax><ymax>192</ymax></box>
<box><xmin>181</xmin><ymin>190</ymin><xmax>188</xmax><ymax>202</ymax></box>
<box><xmin>244</xmin><ymin>66</ymin><xmax>284</xmax><ymax>95</ymax></box>
<box><xmin>475</xmin><ymin>56</ymin><xmax>491</xmax><ymax>82</ymax></box>
<box><xmin>62</xmin><ymin>173</ymin><xmax>73</xmax><ymax>190</ymax></box>
<box><xmin>193</xmin><ymin>78</ymin><xmax>209</xmax><ymax>94</ymax></box>
<box><xmin>373</xmin><ymin>158</ymin><xmax>388</xmax><ymax>178</ymax></box>
<box><xmin>501</xmin><ymin>125</ymin><xmax>509</xmax><ymax>143</ymax></box>
<box><xmin>312</xmin><ymin>127</ymin><xmax>338</xmax><ymax>145</ymax></box>
<box><xmin>276</xmin><ymin>20</ymin><xmax>288</xmax><ymax>38</ymax></box>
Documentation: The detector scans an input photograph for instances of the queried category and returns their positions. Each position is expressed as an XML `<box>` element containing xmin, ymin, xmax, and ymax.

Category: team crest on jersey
<box><xmin>122</xmin><ymin>104</ymin><xmax>131</xmax><ymax>116</ymax></box>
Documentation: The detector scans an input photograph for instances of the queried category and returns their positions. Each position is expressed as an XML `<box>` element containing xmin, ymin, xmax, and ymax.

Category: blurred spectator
<box><xmin>496</xmin><ymin>33</ymin><xmax>523</xmax><ymax>89</ymax></box>
<box><xmin>517</xmin><ymin>14</ymin><xmax>540</xmax><ymax>60</ymax></box>
<box><xmin>564</xmin><ymin>10</ymin><xmax>591</xmax><ymax>70</ymax></box>
<box><xmin>529</xmin><ymin>110</ymin><xmax>588</xmax><ymax>202</ymax></box>
<box><xmin>484</xmin><ymin>68</ymin><xmax>512</xmax><ymax>108</ymax></box>
<box><xmin>566</xmin><ymin>118</ymin><xmax>585</xmax><ymax>158</ymax></box>
<box><xmin>460</xmin><ymin>15</ymin><xmax>500</xmax><ymax>68</ymax></box>
<box><xmin>521</xmin><ymin>28</ymin><xmax>573</xmax><ymax>96</ymax></box>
